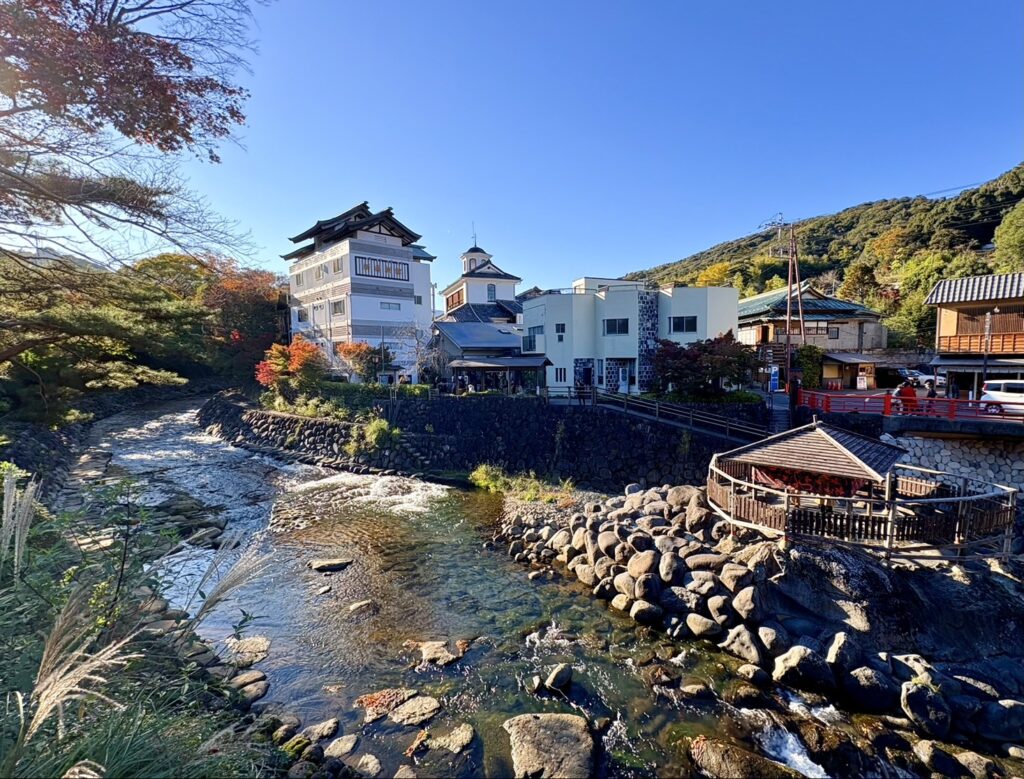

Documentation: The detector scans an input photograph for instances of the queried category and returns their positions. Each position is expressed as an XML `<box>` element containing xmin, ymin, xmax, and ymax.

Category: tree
<box><xmin>696</xmin><ymin>261</ymin><xmax>732</xmax><ymax>287</ymax></box>
<box><xmin>794</xmin><ymin>345</ymin><xmax>824</xmax><ymax>389</ymax></box>
<box><xmin>651</xmin><ymin>331</ymin><xmax>756</xmax><ymax>397</ymax></box>
<box><xmin>254</xmin><ymin>336</ymin><xmax>326</xmax><ymax>397</ymax></box>
<box><xmin>994</xmin><ymin>200</ymin><xmax>1024</xmax><ymax>271</ymax></box>
<box><xmin>335</xmin><ymin>342</ymin><xmax>394</xmax><ymax>383</ymax></box>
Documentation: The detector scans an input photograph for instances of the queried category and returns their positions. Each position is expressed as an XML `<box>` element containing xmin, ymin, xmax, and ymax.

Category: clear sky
<box><xmin>181</xmin><ymin>0</ymin><xmax>1024</xmax><ymax>291</ymax></box>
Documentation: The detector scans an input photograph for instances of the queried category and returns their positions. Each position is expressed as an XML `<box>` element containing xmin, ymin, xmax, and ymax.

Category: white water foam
<box><xmin>755</xmin><ymin>725</ymin><xmax>829</xmax><ymax>778</ymax></box>
<box><xmin>287</xmin><ymin>471</ymin><xmax>448</xmax><ymax>515</ymax></box>
<box><xmin>783</xmin><ymin>690</ymin><xmax>845</xmax><ymax>724</ymax></box>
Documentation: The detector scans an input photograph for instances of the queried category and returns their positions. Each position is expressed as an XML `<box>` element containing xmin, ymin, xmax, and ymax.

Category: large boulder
<box><xmin>974</xmin><ymin>698</ymin><xmax>1024</xmax><ymax>742</ymax></box>
<box><xmin>689</xmin><ymin>739</ymin><xmax>801</xmax><ymax>779</ymax></box>
<box><xmin>634</xmin><ymin>573</ymin><xmax>661</xmax><ymax>601</ymax></box>
<box><xmin>630</xmin><ymin>599</ymin><xmax>663</xmax><ymax>625</ymax></box>
<box><xmin>718</xmin><ymin>563</ymin><xmax>752</xmax><ymax>593</ymax></box>
<box><xmin>912</xmin><ymin>740</ymin><xmax>969</xmax><ymax>777</ymax></box>
<box><xmin>686</xmin><ymin>613</ymin><xmax>723</xmax><ymax>639</ymax></box>
<box><xmin>613</xmin><ymin>572</ymin><xmax>636</xmax><ymax>598</ymax></box>
<box><xmin>732</xmin><ymin>586</ymin><xmax>763</xmax><ymax>622</ymax></box>
<box><xmin>596</xmin><ymin>531</ymin><xmax>619</xmax><ymax>558</ymax></box>
<box><xmin>772</xmin><ymin>646</ymin><xmax>836</xmax><ymax>692</ymax></box>
<box><xmin>667</xmin><ymin>485</ymin><xmax>698</xmax><ymax>511</ymax></box>
<box><xmin>659</xmin><ymin>553</ymin><xmax>684</xmax><ymax>585</ymax></box>
<box><xmin>718</xmin><ymin>625</ymin><xmax>764</xmax><ymax>666</ymax></box>
<box><xmin>841</xmin><ymin>666</ymin><xmax>900</xmax><ymax>713</ymax></box>
<box><xmin>825</xmin><ymin>631</ymin><xmax>862</xmax><ymax>673</ymax></box>
<box><xmin>659</xmin><ymin>585</ymin><xmax>701</xmax><ymax>614</ymax></box>
<box><xmin>502</xmin><ymin>713</ymin><xmax>593</xmax><ymax>779</ymax></box>
<box><xmin>900</xmin><ymin>681</ymin><xmax>952</xmax><ymax>738</ymax></box>
<box><xmin>627</xmin><ymin>550</ymin><xmax>659</xmax><ymax>578</ymax></box>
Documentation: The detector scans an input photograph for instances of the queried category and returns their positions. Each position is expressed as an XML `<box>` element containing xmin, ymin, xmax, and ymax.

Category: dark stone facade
<box><xmin>199</xmin><ymin>393</ymin><xmax>729</xmax><ymax>491</ymax></box>
<box><xmin>636</xmin><ymin>289</ymin><xmax>660</xmax><ymax>393</ymax></box>
<box><xmin>573</xmin><ymin>357</ymin><xmax>595</xmax><ymax>386</ymax></box>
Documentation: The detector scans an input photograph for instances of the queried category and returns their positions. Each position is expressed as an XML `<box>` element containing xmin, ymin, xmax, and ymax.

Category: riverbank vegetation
<box><xmin>0</xmin><ymin>466</ymin><xmax>278</xmax><ymax>778</ymax></box>
<box><xmin>469</xmin><ymin>464</ymin><xmax>576</xmax><ymax>506</ymax></box>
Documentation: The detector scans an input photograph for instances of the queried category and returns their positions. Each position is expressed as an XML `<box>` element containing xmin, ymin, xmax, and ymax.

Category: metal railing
<box><xmin>800</xmin><ymin>389</ymin><xmax>1024</xmax><ymax>423</ymax></box>
<box><xmin>587</xmin><ymin>389</ymin><xmax>769</xmax><ymax>440</ymax></box>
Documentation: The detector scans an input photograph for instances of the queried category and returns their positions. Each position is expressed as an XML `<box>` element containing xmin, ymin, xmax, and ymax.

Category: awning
<box><xmin>449</xmin><ymin>356</ymin><xmax>552</xmax><ymax>369</ymax></box>
<box><xmin>823</xmin><ymin>352</ymin><xmax>881</xmax><ymax>364</ymax></box>
<box><xmin>929</xmin><ymin>356</ymin><xmax>1024</xmax><ymax>370</ymax></box>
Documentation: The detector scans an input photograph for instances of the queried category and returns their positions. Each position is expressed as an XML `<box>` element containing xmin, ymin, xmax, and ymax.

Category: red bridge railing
<box><xmin>799</xmin><ymin>390</ymin><xmax>1024</xmax><ymax>424</ymax></box>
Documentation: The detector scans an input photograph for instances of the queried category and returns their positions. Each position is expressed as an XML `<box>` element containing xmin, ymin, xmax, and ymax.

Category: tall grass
<box><xmin>469</xmin><ymin>464</ymin><xmax>576</xmax><ymax>505</ymax></box>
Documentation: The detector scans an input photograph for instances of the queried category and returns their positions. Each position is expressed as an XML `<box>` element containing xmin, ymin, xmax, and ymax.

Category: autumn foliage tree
<box><xmin>650</xmin><ymin>331</ymin><xmax>756</xmax><ymax>398</ymax></box>
<box><xmin>335</xmin><ymin>342</ymin><xmax>394</xmax><ymax>383</ymax></box>
<box><xmin>255</xmin><ymin>336</ymin><xmax>327</xmax><ymax>398</ymax></box>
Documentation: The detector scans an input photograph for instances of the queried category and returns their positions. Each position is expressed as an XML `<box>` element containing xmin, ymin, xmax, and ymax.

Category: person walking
<box><xmin>924</xmin><ymin>380</ymin><xmax>937</xmax><ymax>415</ymax></box>
<box><xmin>947</xmin><ymin>377</ymin><xmax>961</xmax><ymax>399</ymax></box>
<box><xmin>897</xmin><ymin>380</ymin><xmax>919</xmax><ymax>415</ymax></box>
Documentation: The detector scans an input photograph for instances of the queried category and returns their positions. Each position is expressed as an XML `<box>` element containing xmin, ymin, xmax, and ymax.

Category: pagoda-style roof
<box><xmin>737</xmin><ymin>282</ymin><xmax>880</xmax><ymax>323</ymax></box>
<box><xmin>286</xmin><ymin>202</ymin><xmax>421</xmax><ymax>249</ymax></box>
<box><xmin>717</xmin><ymin>420</ymin><xmax>906</xmax><ymax>482</ymax></box>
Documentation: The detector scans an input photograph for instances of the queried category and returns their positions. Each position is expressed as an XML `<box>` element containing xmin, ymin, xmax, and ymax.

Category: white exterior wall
<box><xmin>524</xmin><ymin>283</ymin><xmax>740</xmax><ymax>393</ymax></box>
<box><xmin>466</xmin><ymin>278</ymin><xmax>517</xmax><ymax>304</ymax></box>
<box><xmin>287</xmin><ymin>232</ymin><xmax>432</xmax><ymax>382</ymax></box>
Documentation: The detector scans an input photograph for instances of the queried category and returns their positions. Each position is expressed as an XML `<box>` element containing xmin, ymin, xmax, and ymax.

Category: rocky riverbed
<box><xmin>497</xmin><ymin>480</ymin><xmax>1024</xmax><ymax>776</ymax></box>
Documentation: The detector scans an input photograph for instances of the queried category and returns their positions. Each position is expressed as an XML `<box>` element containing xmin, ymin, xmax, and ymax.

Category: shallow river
<box><xmin>86</xmin><ymin>399</ymin><xmax>833</xmax><ymax>778</ymax></box>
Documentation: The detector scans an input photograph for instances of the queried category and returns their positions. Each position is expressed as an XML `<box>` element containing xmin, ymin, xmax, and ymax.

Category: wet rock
<box><xmin>724</xmin><ymin>682</ymin><xmax>770</xmax><ymax>709</ymax></box>
<box><xmin>954</xmin><ymin>750</ymin><xmax>999</xmax><ymax>779</ymax></box>
<box><xmin>842</xmin><ymin>666</ymin><xmax>900</xmax><ymax>713</ymax></box>
<box><xmin>634</xmin><ymin>573</ymin><xmax>661</xmax><ymax>601</ymax></box>
<box><xmin>273</xmin><ymin>722</ymin><xmax>299</xmax><ymax>745</ymax></box>
<box><xmin>502</xmin><ymin>713</ymin><xmax>593</xmax><ymax>779</ymax></box>
<box><xmin>300</xmin><ymin>718</ymin><xmax>339</xmax><ymax>741</ymax></box>
<box><xmin>429</xmin><ymin>723</ymin><xmax>475</xmax><ymax>754</ymax></box>
<box><xmin>689</xmin><ymin>738</ymin><xmax>800</xmax><ymax>778</ymax></box>
<box><xmin>630</xmin><ymin>599</ymin><xmax>663</xmax><ymax>625</ymax></box>
<box><xmin>718</xmin><ymin>625</ymin><xmax>764</xmax><ymax>666</ymax></box>
<box><xmin>545</xmin><ymin>663</ymin><xmax>573</xmax><ymax>691</ymax></box>
<box><xmin>228</xmin><ymin>669</ymin><xmax>266</xmax><ymax>690</ymax></box>
<box><xmin>238</xmin><ymin>680</ymin><xmax>269</xmax><ymax>703</ymax></box>
<box><xmin>686</xmin><ymin>613</ymin><xmax>722</xmax><ymax>639</ymax></box>
<box><xmin>355</xmin><ymin>688</ymin><xmax>418</xmax><ymax>723</ymax></box>
<box><xmin>900</xmin><ymin>681</ymin><xmax>951</xmax><ymax>738</ymax></box>
<box><xmin>611</xmin><ymin>593</ymin><xmax>633</xmax><ymax>612</ymax></box>
<box><xmin>225</xmin><ymin>635</ymin><xmax>270</xmax><ymax>667</ymax></box>
<box><xmin>299</xmin><ymin>743</ymin><xmax>323</xmax><ymax>763</ymax></box>
<box><xmin>593</xmin><ymin>577</ymin><xmax>615</xmax><ymax>599</ymax></box>
<box><xmin>794</xmin><ymin>719</ymin><xmax>881</xmax><ymax>778</ymax></box>
<box><xmin>627</xmin><ymin>550</ymin><xmax>659</xmax><ymax>578</ymax></box>
<box><xmin>281</xmin><ymin>735</ymin><xmax>313</xmax><ymax>760</ymax></box>
<box><xmin>681</xmin><ymin>683</ymin><xmax>715</xmax><ymax>699</ymax></box>
<box><xmin>976</xmin><ymin>699</ymin><xmax>1024</xmax><ymax>742</ymax></box>
<box><xmin>640</xmin><ymin>663</ymin><xmax>679</xmax><ymax>688</ymax></box>
<box><xmin>913</xmin><ymin>740</ymin><xmax>969</xmax><ymax>777</ymax></box>
<box><xmin>324</xmin><ymin>734</ymin><xmax>358</xmax><ymax>757</ymax></box>
<box><xmin>287</xmin><ymin>761</ymin><xmax>318</xmax><ymax>779</ymax></box>
<box><xmin>404</xmin><ymin>639</ymin><xmax>463</xmax><ymax>666</ymax></box>
<box><xmin>389</xmin><ymin>696</ymin><xmax>441</xmax><ymax>726</ymax></box>
<box><xmin>307</xmin><ymin>558</ymin><xmax>353</xmax><ymax>572</ymax></box>
<box><xmin>355</xmin><ymin>753</ymin><xmax>381</xmax><ymax>777</ymax></box>
<box><xmin>772</xmin><ymin>646</ymin><xmax>835</xmax><ymax>693</ymax></box>
<box><xmin>348</xmin><ymin>599</ymin><xmax>376</xmax><ymax>614</ymax></box>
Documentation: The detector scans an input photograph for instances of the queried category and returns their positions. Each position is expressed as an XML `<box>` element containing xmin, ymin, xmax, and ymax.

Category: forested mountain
<box><xmin>626</xmin><ymin>164</ymin><xmax>1024</xmax><ymax>344</ymax></box>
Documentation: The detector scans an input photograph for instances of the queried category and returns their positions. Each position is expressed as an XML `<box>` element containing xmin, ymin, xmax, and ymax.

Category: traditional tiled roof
<box><xmin>287</xmin><ymin>203</ymin><xmax>421</xmax><ymax>247</ymax></box>
<box><xmin>434</xmin><ymin>321</ymin><xmax>523</xmax><ymax>350</ymax></box>
<box><xmin>410</xmin><ymin>244</ymin><xmax>436</xmax><ymax>261</ymax></box>
<box><xmin>737</xmin><ymin>283</ymin><xmax>880</xmax><ymax>322</ymax></box>
<box><xmin>718</xmin><ymin>420</ymin><xmax>906</xmax><ymax>482</ymax></box>
<box><xmin>461</xmin><ymin>259</ymin><xmax>521</xmax><ymax>281</ymax></box>
<box><xmin>439</xmin><ymin>302</ymin><xmax>518</xmax><ymax>322</ymax></box>
<box><xmin>925</xmin><ymin>272</ymin><xmax>1024</xmax><ymax>306</ymax></box>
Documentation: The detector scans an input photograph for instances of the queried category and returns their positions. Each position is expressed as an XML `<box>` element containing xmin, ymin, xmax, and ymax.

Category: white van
<box><xmin>980</xmin><ymin>380</ymin><xmax>1024</xmax><ymax>415</ymax></box>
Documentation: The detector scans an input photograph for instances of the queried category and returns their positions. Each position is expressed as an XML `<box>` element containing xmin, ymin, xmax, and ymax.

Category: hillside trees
<box><xmin>994</xmin><ymin>200</ymin><xmax>1024</xmax><ymax>271</ymax></box>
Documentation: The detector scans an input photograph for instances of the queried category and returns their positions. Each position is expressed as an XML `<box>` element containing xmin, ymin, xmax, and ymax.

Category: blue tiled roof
<box><xmin>434</xmin><ymin>322</ymin><xmax>523</xmax><ymax>349</ymax></box>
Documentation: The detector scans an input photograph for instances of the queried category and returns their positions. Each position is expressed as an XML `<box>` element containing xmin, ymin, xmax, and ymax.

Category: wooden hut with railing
<box><xmin>707</xmin><ymin>420</ymin><xmax>1017</xmax><ymax>561</ymax></box>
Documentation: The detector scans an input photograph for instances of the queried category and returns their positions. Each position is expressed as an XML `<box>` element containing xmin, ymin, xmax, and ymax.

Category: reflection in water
<box><xmin>89</xmin><ymin>400</ymin><xmax>825</xmax><ymax>778</ymax></box>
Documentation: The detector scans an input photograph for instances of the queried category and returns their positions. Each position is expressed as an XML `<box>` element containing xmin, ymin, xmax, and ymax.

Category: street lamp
<box><xmin>982</xmin><ymin>306</ymin><xmax>1000</xmax><ymax>383</ymax></box>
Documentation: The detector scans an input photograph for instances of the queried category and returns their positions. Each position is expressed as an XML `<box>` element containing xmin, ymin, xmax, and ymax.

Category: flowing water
<box><xmin>83</xmin><ymin>399</ymin><xmax>831</xmax><ymax>778</ymax></box>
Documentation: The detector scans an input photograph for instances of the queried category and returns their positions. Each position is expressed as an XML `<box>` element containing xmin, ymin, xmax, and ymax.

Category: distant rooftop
<box><xmin>925</xmin><ymin>272</ymin><xmax>1024</xmax><ymax>306</ymax></box>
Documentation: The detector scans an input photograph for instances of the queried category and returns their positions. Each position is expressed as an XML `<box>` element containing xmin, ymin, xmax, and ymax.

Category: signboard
<box><xmin>768</xmin><ymin>365</ymin><xmax>780</xmax><ymax>392</ymax></box>
<box><xmin>856</xmin><ymin>375</ymin><xmax>868</xmax><ymax>390</ymax></box>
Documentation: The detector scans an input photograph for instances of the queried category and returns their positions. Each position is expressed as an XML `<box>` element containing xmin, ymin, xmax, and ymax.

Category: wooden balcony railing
<box><xmin>938</xmin><ymin>332</ymin><xmax>1024</xmax><ymax>353</ymax></box>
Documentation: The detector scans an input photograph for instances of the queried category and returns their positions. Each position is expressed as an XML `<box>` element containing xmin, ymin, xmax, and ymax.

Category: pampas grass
<box><xmin>186</xmin><ymin>541</ymin><xmax>272</xmax><ymax>633</ymax></box>
<box><xmin>1</xmin><ymin>470</ymin><xmax>39</xmax><ymax>579</ymax></box>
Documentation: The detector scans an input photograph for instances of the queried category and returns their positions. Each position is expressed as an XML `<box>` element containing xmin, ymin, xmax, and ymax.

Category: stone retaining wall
<box><xmin>198</xmin><ymin>393</ymin><xmax>728</xmax><ymax>491</ymax></box>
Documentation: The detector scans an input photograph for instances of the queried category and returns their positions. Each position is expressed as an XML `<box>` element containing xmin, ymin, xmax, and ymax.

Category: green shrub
<box><xmin>344</xmin><ymin>417</ymin><xmax>401</xmax><ymax>458</ymax></box>
<box><xmin>468</xmin><ymin>465</ymin><xmax>575</xmax><ymax>505</ymax></box>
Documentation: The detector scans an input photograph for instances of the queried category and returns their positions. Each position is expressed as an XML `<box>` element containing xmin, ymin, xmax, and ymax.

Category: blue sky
<box><xmin>182</xmin><ymin>0</ymin><xmax>1024</xmax><ymax>290</ymax></box>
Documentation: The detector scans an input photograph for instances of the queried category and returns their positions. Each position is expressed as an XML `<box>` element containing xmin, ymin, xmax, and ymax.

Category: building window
<box><xmin>528</xmin><ymin>325</ymin><xmax>544</xmax><ymax>335</ymax></box>
<box><xmin>414</xmin><ymin>295</ymin><xmax>423</xmax><ymax>305</ymax></box>
<box><xmin>292</xmin><ymin>272</ymin><xmax>303</xmax><ymax>289</ymax></box>
<box><xmin>670</xmin><ymin>316</ymin><xmax>698</xmax><ymax>334</ymax></box>
<box><xmin>597</xmin><ymin>359</ymin><xmax>604</xmax><ymax>385</ymax></box>
<box><xmin>296</xmin><ymin>307</ymin><xmax>308</xmax><ymax>323</ymax></box>
<box><xmin>354</xmin><ymin>255</ymin><xmax>410</xmax><ymax>281</ymax></box>
<box><xmin>333</xmin><ymin>257</ymin><xmax>343</xmax><ymax>273</ymax></box>
<box><xmin>555</xmin><ymin>367</ymin><xmax>567</xmax><ymax>383</ymax></box>
<box><xmin>331</xmin><ymin>299</ymin><xmax>345</xmax><ymax>316</ymax></box>
<box><xmin>487</xmin><ymin>283</ymin><xmax>496</xmax><ymax>302</ymax></box>
<box><xmin>380</xmin><ymin>302</ymin><xmax>401</xmax><ymax>311</ymax></box>
<box><xmin>555</xmin><ymin>323</ymin><xmax>566</xmax><ymax>333</ymax></box>
<box><xmin>446</xmin><ymin>290</ymin><xmax>464</xmax><ymax>311</ymax></box>
<box><xmin>603</xmin><ymin>318</ymin><xmax>629</xmax><ymax>335</ymax></box>
<box><xmin>315</xmin><ymin>263</ymin><xmax>328</xmax><ymax>281</ymax></box>
<box><xmin>828</xmin><ymin>327</ymin><xmax>840</xmax><ymax>339</ymax></box>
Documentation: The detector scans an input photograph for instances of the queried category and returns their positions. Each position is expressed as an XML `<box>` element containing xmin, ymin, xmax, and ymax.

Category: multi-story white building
<box><xmin>284</xmin><ymin>202</ymin><xmax>434</xmax><ymax>383</ymax></box>
<box><xmin>521</xmin><ymin>278</ymin><xmax>738</xmax><ymax>393</ymax></box>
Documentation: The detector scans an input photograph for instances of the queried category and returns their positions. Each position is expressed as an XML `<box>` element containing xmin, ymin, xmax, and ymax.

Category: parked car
<box><xmin>980</xmin><ymin>380</ymin><xmax>1024</xmax><ymax>415</ymax></box>
<box><xmin>916</xmin><ymin>372</ymin><xmax>947</xmax><ymax>388</ymax></box>
<box><xmin>896</xmin><ymin>368</ymin><xmax>924</xmax><ymax>387</ymax></box>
